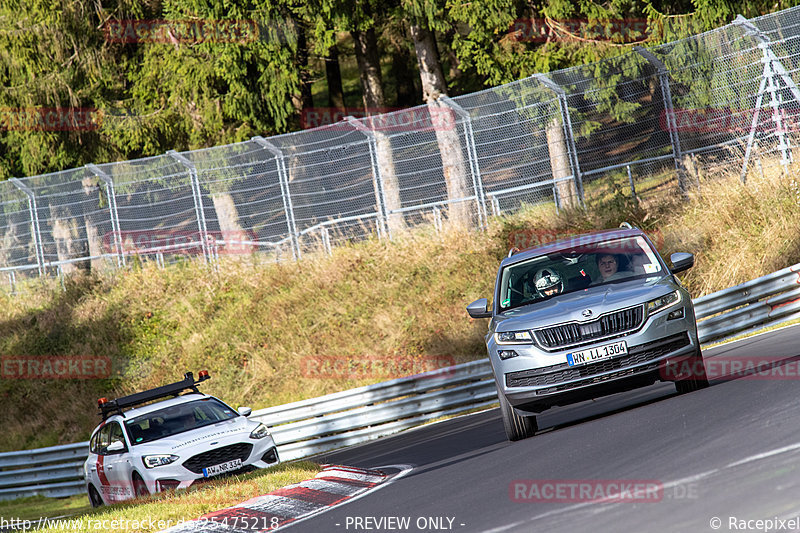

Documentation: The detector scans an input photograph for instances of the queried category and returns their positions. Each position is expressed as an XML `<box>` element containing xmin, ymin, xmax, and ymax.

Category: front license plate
<box><xmin>567</xmin><ymin>341</ymin><xmax>627</xmax><ymax>367</ymax></box>
<box><xmin>202</xmin><ymin>458</ymin><xmax>242</xmax><ymax>478</ymax></box>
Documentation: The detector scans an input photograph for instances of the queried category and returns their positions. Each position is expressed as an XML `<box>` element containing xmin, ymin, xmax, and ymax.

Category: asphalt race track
<box><xmin>285</xmin><ymin>324</ymin><xmax>800</xmax><ymax>533</ymax></box>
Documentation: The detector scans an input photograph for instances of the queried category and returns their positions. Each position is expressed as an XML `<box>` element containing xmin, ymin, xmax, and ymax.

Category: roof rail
<box><xmin>97</xmin><ymin>371</ymin><xmax>211</xmax><ymax>420</ymax></box>
<box><xmin>619</xmin><ymin>222</ymin><xmax>634</xmax><ymax>229</ymax></box>
<box><xmin>507</xmin><ymin>247</ymin><xmax>520</xmax><ymax>258</ymax></box>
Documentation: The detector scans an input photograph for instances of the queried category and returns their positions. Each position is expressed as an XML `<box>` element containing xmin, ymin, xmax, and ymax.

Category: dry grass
<box><xmin>0</xmin><ymin>155</ymin><xmax>798</xmax><ymax>451</ymax></box>
<box><xmin>663</xmin><ymin>160</ymin><xmax>800</xmax><ymax>296</ymax></box>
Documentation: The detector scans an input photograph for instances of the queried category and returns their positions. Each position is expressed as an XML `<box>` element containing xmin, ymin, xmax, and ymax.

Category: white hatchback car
<box><xmin>84</xmin><ymin>371</ymin><xmax>279</xmax><ymax>506</ymax></box>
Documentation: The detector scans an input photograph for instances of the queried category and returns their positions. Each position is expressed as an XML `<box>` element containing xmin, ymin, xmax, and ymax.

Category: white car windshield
<box><xmin>124</xmin><ymin>397</ymin><xmax>238</xmax><ymax>445</ymax></box>
<box><xmin>498</xmin><ymin>235</ymin><xmax>663</xmax><ymax>312</ymax></box>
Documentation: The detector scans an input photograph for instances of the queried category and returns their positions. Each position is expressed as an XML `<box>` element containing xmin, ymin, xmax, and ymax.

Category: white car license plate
<box><xmin>567</xmin><ymin>341</ymin><xmax>627</xmax><ymax>367</ymax></box>
<box><xmin>202</xmin><ymin>458</ymin><xmax>242</xmax><ymax>478</ymax></box>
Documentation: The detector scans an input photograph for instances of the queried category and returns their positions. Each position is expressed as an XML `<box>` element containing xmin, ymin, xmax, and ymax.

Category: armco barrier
<box><xmin>2</xmin><ymin>263</ymin><xmax>800</xmax><ymax>500</ymax></box>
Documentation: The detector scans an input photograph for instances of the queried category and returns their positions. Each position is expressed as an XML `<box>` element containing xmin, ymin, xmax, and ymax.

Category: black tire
<box><xmin>498</xmin><ymin>388</ymin><xmax>537</xmax><ymax>441</ymax></box>
<box><xmin>132</xmin><ymin>473</ymin><xmax>149</xmax><ymax>498</ymax></box>
<box><xmin>88</xmin><ymin>485</ymin><xmax>104</xmax><ymax>508</ymax></box>
<box><xmin>675</xmin><ymin>350</ymin><xmax>710</xmax><ymax>394</ymax></box>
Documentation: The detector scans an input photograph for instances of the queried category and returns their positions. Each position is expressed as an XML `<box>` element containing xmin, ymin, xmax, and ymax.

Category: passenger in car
<box><xmin>594</xmin><ymin>253</ymin><xmax>630</xmax><ymax>283</ymax></box>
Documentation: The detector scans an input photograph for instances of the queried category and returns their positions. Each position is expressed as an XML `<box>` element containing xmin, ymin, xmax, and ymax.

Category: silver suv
<box><xmin>467</xmin><ymin>226</ymin><xmax>708</xmax><ymax>441</ymax></box>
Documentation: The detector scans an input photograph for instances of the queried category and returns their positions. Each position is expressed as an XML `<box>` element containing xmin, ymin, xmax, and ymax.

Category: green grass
<box><xmin>0</xmin><ymin>494</ymin><xmax>91</xmax><ymax>522</ymax></box>
<box><xmin>24</xmin><ymin>462</ymin><xmax>320</xmax><ymax>532</ymax></box>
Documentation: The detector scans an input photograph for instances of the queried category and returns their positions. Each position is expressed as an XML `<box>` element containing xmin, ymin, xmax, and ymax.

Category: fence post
<box><xmin>633</xmin><ymin>46</ymin><xmax>688</xmax><ymax>197</ymax></box>
<box><xmin>534</xmin><ymin>74</ymin><xmax>584</xmax><ymax>206</ymax></box>
<box><xmin>167</xmin><ymin>150</ymin><xmax>211</xmax><ymax>264</ymax></box>
<box><xmin>9</xmin><ymin>178</ymin><xmax>44</xmax><ymax>277</ymax></box>
<box><xmin>345</xmin><ymin>116</ymin><xmax>390</xmax><ymax>239</ymax></box>
<box><xmin>627</xmin><ymin>165</ymin><xmax>639</xmax><ymax>203</ymax></box>
<box><xmin>251</xmin><ymin>136</ymin><xmax>301</xmax><ymax>260</ymax></box>
<box><xmin>733</xmin><ymin>15</ymin><xmax>800</xmax><ymax>180</ymax></box>
<box><xmin>438</xmin><ymin>95</ymin><xmax>488</xmax><ymax>229</ymax></box>
<box><xmin>86</xmin><ymin>164</ymin><xmax>124</xmax><ymax>268</ymax></box>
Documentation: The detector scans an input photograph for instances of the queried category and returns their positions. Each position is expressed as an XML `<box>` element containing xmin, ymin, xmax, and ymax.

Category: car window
<box><xmin>97</xmin><ymin>425</ymin><xmax>112</xmax><ymax>452</ymax></box>
<box><xmin>108</xmin><ymin>422</ymin><xmax>125</xmax><ymax>451</ymax></box>
<box><xmin>498</xmin><ymin>235</ymin><xmax>664</xmax><ymax>312</ymax></box>
<box><xmin>124</xmin><ymin>398</ymin><xmax>238</xmax><ymax>445</ymax></box>
<box><xmin>89</xmin><ymin>431</ymin><xmax>100</xmax><ymax>454</ymax></box>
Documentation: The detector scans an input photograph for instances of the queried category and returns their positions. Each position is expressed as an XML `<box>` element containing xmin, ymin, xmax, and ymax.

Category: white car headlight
<box><xmin>495</xmin><ymin>330</ymin><xmax>533</xmax><ymax>345</ymax></box>
<box><xmin>646</xmin><ymin>291</ymin><xmax>681</xmax><ymax>315</ymax></box>
<box><xmin>249</xmin><ymin>423</ymin><xmax>271</xmax><ymax>440</ymax></box>
<box><xmin>142</xmin><ymin>454</ymin><xmax>179</xmax><ymax>469</ymax></box>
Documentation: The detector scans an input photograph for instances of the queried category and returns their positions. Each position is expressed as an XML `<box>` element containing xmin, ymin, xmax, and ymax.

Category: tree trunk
<box><xmin>210</xmin><ymin>192</ymin><xmax>251</xmax><ymax>255</ymax></box>
<box><xmin>325</xmin><ymin>44</ymin><xmax>345</xmax><ymax>111</ymax></box>
<box><xmin>408</xmin><ymin>24</ymin><xmax>447</xmax><ymax>101</ymax></box>
<box><xmin>352</xmin><ymin>28</ymin><xmax>385</xmax><ymax>110</ymax></box>
<box><xmin>352</xmin><ymin>27</ymin><xmax>404</xmax><ymax>234</ymax></box>
<box><xmin>546</xmin><ymin>117</ymin><xmax>576</xmax><ymax>208</ymax></box>
<box><xmin>409</xmin><ymin>22</ymin><xmax>471</xmax><ymax>228</ymax></box>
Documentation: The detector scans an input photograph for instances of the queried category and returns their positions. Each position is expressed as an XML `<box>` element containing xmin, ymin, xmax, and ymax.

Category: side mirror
<box><xmin>237</xmin><ymin>406</ymin><xmax>252</xmax><ymax>417</ymax></box>
<box><xmin>670</xmin><ymin>252</ymin><xmax>694</xmax><ymax>274</ymax></box>
<box><xmin>467</xmin><ymin>298</ymin><xmax>492</xmax><ymax>319</ymax></box>
<box><xmin>106</xmin><ymin>440</ymin><xmax>125</xmax><ymax>453</ymax></box>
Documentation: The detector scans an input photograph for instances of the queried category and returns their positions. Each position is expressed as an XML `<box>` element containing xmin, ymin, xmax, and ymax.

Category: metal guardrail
<box><xmin>694</xmin><ymin>263</ymin><xmax>800</xmax><ymax>343</ymax></box>
<box><xmin>2</xmin><ymin>263</ymin><xmax>800</xmax><ymax>501</ymax></box>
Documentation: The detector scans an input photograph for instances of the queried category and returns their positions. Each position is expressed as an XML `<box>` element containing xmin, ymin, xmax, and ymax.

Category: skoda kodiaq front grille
<box><xmin>534</xmin><ymin>305</ymin><xmax>644</xmax><ymax>350</ymax></box>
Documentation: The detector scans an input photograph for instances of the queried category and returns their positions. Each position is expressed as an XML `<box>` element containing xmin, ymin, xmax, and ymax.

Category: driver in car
<box><xmin>534</xmin><ymin>268</ymin><xmax>563</xmax><ymax>297</ymax></box>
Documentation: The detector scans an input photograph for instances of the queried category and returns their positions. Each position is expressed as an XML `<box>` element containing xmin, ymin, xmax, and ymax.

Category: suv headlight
<box><xmin>249</xmin><ymin>423</ymin><xmax>271</xmax><ymax>440</ymax></box>
<box><xmin>646</xmin><ymin>291</ymin><xmax>681</xmax><ymax>315</ymax></box>
<box><xmin>142</xmin><ymin>454</ymin><xmax>179</xmax><ymax>469</ymax></box>
<box><xmin>495</xmin><ymin>330</ymin><xmax>533</xmax><ymax>344</ymax></box>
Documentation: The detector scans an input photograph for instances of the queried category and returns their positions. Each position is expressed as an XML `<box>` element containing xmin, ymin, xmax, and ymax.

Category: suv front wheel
<box><xmin>675</xmin><ymin>349</ymin><xmax>710</xmax><ymax>394</ymax></box>
<box><xmin>498</xmin><ymin>387</ymin><xmax>537</xmax><ymax>441</ymax></box>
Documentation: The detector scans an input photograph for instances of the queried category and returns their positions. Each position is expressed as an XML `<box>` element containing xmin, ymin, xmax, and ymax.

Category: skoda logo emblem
<box><xmin>582</xmin><ymin>309</ymin><xmax>593</xmax><ymax>318</ymax></box>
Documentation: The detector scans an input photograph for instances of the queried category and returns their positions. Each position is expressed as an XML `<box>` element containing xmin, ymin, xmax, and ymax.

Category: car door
<box><xmin>96</xmin><ymin>422</ymin><xmax>133</xmax><ymax>502</ymax></box>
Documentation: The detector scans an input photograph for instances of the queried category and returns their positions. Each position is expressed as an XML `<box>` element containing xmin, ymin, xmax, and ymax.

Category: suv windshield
<box><xmin>124</xmin><ymin>397</ymin><xmax>238</xmax><ymax>445</ymax></box>
<box><xmin>498</xmin><ymin>235</ymin><xmax>664</xmax><ymax>312</ymax></box>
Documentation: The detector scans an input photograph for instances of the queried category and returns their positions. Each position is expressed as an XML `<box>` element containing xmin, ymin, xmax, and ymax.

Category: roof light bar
<box><xmin>98</xmin><ymin>371</ymin><xmax>211</xmax><ymax>420</ymax></box>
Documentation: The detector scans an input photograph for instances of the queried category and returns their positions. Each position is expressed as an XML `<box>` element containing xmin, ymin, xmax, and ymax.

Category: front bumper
<box><xmin>490</xmin><ymin>302</ymin><xmax>699</xmax><ymax>413</ymax></box>
<box><xmin>142</xmin><ymin>441</ymin><xmax>280</xmax><ymax>493</ymax></box>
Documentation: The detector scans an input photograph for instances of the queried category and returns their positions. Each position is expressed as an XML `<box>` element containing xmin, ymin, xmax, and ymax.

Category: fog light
<box><xmin>498</xmin><ymin>350</ymin><xmax>518</xmax><ymax>360</ymax></box>
<box><xmin>667</xmin><ymin>308</ymin><xmax>684</xmax><ymax>320</ymax></box>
